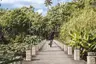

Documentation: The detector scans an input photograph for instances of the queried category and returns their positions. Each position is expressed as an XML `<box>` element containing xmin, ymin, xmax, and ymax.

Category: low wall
<box><xmin>53</xmin><ymin>40</ymin><xmax>64</xmax><ymax>50</ymax></box>
<box><xmin>54</xmin><ymin>40</ymin><xmax>86</xmax><ymax>63</ymax></box>
<box><xmin>26</xmin><ymin>40</ymin><xmax>46</xmax><ymax>61</ymax></box>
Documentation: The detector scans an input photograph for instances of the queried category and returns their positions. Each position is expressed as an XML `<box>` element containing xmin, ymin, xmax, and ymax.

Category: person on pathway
<box><xmin>49</xmin><ymin>30</ymin><xmax>55</xmax><ymax>47</ymax></box>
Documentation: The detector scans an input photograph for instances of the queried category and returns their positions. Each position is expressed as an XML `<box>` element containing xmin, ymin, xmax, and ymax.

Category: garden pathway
<box><xmin>23</xmin><ymin>41</ymin><xmax>86</xmax><ymax>64</ymax></box>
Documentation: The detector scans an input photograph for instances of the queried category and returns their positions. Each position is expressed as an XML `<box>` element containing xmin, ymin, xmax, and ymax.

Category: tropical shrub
<box><xmin>59</xmin><ymin>1</ymin><xmax>96</xmax><ymax>60</ymax></box>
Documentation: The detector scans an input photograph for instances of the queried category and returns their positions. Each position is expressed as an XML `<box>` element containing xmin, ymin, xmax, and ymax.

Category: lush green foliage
<box><xmin>24</xmin><ymin>35</ymin><xmax>42</xmax><ymax>45</ymax></box>
<box><xmin>0</xmin><ymin>6</ymin><xmax>45</xmax><ymax>63</ymax></box>
<box><xmin>58</xmin><ymin>0</ymin><xmax>96</xmax><ymax>60</ymax></box>
<box><xmin>0</xmin><ymin>0</ymin><xmax>96</xmax><ymax>62</ymax></box>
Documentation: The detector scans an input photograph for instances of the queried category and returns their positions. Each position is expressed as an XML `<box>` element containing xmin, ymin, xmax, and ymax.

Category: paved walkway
<box><xmin>23</xmin><ymin>41</ymin><xmax>86</xmax><ymax>64</ymax></box>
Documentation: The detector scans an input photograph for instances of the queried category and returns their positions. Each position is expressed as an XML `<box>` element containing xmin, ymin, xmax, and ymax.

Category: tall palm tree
<box><xmin>44</xmin><ymin>0</ymin><xmax>52</xmax><ymax>9</ymax></box>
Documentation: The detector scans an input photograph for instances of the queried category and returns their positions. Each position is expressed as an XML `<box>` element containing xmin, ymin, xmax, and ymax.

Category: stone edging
<box><xmin>53</xmin><ymin>40</ymin><xmax>86</xmax><ymax>63</ymax></box>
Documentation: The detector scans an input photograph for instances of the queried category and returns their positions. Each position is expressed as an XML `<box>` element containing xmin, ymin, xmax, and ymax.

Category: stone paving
<box><xmin>23</xmin><ymin>41</ymin><xmax>86</xmax><ymax>64</ymax></box>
